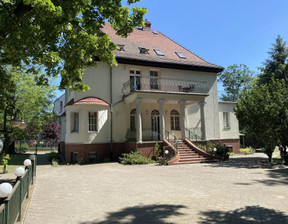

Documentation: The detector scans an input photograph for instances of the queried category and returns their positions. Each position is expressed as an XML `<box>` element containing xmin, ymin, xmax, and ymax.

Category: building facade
<box><xmin>60</xmin><ymin>22</ymin><xmax>240</xmax><ymax>163</ymax></box>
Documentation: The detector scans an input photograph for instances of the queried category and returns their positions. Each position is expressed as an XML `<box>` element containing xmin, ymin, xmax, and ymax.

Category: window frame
<box><xmin>223</xmin><ymin>112</ymin><xmax>230</xmax><ymax>128</ymax></box>
<box><xmin>71</xmin><ymin>112</ymin><xmax>79</xmax><ymax>133</ymax></box>
<box><xmin>170</xmin><ymin>110</ymin><xmax>180</xmax><ymax>131</ymax></box>
<box><xmin>88</xmin><ymin>112</ymin><xmax>98</xmax><ymax>132</ymax></box>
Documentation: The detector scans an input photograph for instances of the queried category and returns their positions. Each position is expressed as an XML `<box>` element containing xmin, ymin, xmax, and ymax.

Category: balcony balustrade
<box><xmin>122</xmin><ymin>76</ymin><xmax>208</xmax><ymax>97</ymax></box>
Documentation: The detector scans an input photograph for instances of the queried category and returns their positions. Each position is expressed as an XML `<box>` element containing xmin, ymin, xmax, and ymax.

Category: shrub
<box><xmin>214</xmin><ymin>143</ymin><xmax>230</xmax><ymax>161</ymax></box>
<box><xmin>119</xmin><ymin>152</ymin><xmax>154</xmax><ymax>165</ymax></box>
<box><xmin>240</xmin><ymin>148</ymin><xmax>254</xmax><ymax>155</ymax></box>
<box><xmin>52</xmin><ymin>161</ymin><xmax>59</xmax><ymax>167</ymax></box>
<box><xmin>48</xmin><ymin>152</ymin><xmax>60</xmax><ymax>162</ymax></box>
<box><xmin>196</xmin><ymin>144</ymin><xmax>206</xmax><ymax>151</ymax></box>
<box><xmin>227</xmin><ymin>152</ymin><xmax>235</xmax><ymax>156</ymax></box>
<box><xmin>153</xmin><ymin>142</ymin><xmax>162</xmax><ymax>161</ymax></box>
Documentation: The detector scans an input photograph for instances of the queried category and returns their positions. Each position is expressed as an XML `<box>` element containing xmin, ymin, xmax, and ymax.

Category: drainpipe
<box><xmin>110</xmin><ymin>66</ymin><xmax>113</xmax><ymax>161</ymax></box>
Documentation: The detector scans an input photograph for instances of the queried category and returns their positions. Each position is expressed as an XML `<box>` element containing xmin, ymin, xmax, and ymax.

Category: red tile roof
<box><xmin>102</xmin><ymin>23</ymin><xmax>223</xmax><ymax>72</ymax></box>
<box><xmin>66</xmin><ymin>97</ymin><xmax>109</xmax><ymax>107</ymax></box>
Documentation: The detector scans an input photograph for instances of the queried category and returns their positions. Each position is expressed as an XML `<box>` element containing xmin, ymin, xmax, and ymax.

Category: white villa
<box><xmin>56</xmin><ymin>21</ymin><xmax>240</xmax><ymax>164</ymax></box>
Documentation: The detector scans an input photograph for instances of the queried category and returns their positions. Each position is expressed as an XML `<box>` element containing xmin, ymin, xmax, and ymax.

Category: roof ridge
<box><xmin>157</xmin><ymin>30</ymin><xmax>223</xmax><ymax>69</ymax></box>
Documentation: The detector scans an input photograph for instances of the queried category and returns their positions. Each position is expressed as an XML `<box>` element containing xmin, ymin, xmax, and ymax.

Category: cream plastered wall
<box><xmin>60</xmin><ymin>117</ymin><xmax>66</xmax><ymax>142</ymax></box>
<box><xmin>112</xmin><ymin>102</ymin><xmax>129</xmax><ymax>142</ymax></box>
<box><xmin>53</xmin><ymin>94</ymin><xmax>65</xmax><ymax>115</ymax></box>
<box><xmin>110</xmin><ymin>64</ymin><xmax>220</xmax><ymax>140</ymax></box>
<box><xmin>186</xmin><ymin>103</ymin><xmax>202</xmax><ymax>130</ymax></box>
<box><xmin>67</xmin><ymin>62</ymin><xmax>221</xmax><ymax>141</ymax></box>
<box><xmin>65</xmin><ymin>105</ymin><xmax>110</xmax><ymax>144</ymax></box>
<box><xmin>114</xmin><ymin>102</ymin><xmax>196</xmax><ymax>141</ymax></box>
<box><xmin>218</xmin><ymin>102</ymin><xmax>239</xmax><ymax>139</ymax></box>
<box><xmin>74</xmin><ymin>62</ymin><xmax>111</xmax><ymax>103</ymax></box>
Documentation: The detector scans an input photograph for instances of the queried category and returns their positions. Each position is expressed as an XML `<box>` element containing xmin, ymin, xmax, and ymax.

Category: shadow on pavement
<box><xmin>204</xmin><ymin>155</ymin><xmax>274</xmax><ymax>169</ymax></box>
<box><xmin>80</xmin><ymin>204</ymin><xmax>186</xmax><ymax>224</ymax></box>
<box><xmin>199</xmin><ymin>206</ymin><xmax>288</xmax><ymax>224</ymax></box>
<box><xmin>255</xmin><ymin>168</ymin><xmax>288</xmax><ymax>186</ymax></box>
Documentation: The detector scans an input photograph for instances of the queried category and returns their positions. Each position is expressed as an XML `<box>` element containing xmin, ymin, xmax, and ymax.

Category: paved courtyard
<box><xmin>22</xmin><ymin>153</ymin><xmax>288</xmax><ymax>224</ymax></box>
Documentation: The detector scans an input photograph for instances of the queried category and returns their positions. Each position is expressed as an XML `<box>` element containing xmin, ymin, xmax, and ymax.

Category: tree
<box><xmin>0</xmin><ymin>1</ymin><xmax>147</xmax><ymax>91</ymax></box>
<box><xmin>41</xmin><ymin>119</ymin><xmax>61</xmax><ymax>145</ymax></box>
<box><xmin>218</xmin><ymin>64</ymin><xmax>254</xmax><ymax>102</ymax></box>
<box><xmin>235</xmin><ymin>79</ymin><xmax>288</xmax><ymax>162</ymax></box>
<box><xmin>0</xmin><ymin>66</ymin><xmax>55</xmax><ymax>153</ymax></box>
<box><xmin>258</xmin><ymin>35</ymin><xmax>288</xmax><ymax>85</ymax></box>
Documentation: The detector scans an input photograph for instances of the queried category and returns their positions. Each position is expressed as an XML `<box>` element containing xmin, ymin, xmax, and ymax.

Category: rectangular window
<box><xmin>171</xmin><ymin>117</ymin><xmax>175</xmax><ymax>130</ymax></box>
<box><xmin>223</xmin><ymin>112</ymin><xmax>230</xmax><ymax>128</ymax></box>
<box><xmin>60</xmin><ymin>101</ymin><xmax>63</xmax><ymax>113</ymax></box>
<box><xmin>150</xmin><ymin>71</ymin><xmax>159</xmax><ymax>90</ymax></box>
<box><xmin>89</xmin><ymin>112</ymin><xmax>98</xmax><ymax>131</ymax></box>
<box><xmin>71</xmin><ymin>112</ymin><xmax>79</xmax><ymax>132</ymax></box>
<box><xmin>130</xmin><ymin>115</ymin><xmax>135</xmax><ymax>131</ymax></box>
<box><xmin>130</xmin><ymin>70</ymin><xmax>141</xmax><ymax>91</ymax></box>
<box><xmin>174</xmin><ymin>117</ymin><xmax>180</xmax><ymax>130</ymax></box>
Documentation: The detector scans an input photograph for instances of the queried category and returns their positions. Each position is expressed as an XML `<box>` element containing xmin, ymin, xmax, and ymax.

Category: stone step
<box><xmin>180</xmin><ymin>154</ymin><xmax>206</xmax><ymax>159</ymax></box>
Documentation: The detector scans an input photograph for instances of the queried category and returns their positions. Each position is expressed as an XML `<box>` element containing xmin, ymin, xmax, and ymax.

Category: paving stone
<box><xmin>22</xmin><ymin>154</ymin><xmax>288</xmax><ymax>224</ymax></box>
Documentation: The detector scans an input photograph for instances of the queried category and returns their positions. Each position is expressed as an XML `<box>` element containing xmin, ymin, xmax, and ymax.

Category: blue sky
<box><xmin>55</xmin><ymin>0</ymin><xmax>288</xmax><ymax>98</ymax></box>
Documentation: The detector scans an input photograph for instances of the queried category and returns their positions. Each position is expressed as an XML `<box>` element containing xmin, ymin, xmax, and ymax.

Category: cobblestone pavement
<box><xmin>23</xmin><ymin>153</ymin><xmax>288</xmax><ymax>224</ymax></box>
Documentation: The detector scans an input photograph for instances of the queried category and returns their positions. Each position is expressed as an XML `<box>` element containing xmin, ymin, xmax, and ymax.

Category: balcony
<box><xmin>122</xmin><ymin>76</ymin><xmax>208</xmax><ymax>97</ymax></box>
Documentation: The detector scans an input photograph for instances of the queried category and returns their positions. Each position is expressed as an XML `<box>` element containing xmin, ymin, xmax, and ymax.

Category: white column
<box><xmin>199</xmin><ymin>101</ymin><xmax>206</xmax><ymax>140</ymax></box>
<box><xmin>135</xmin><ymin>98</ymin><xmax>142</xmax><ymax>143</ymax></box>
<box><xmin>179</xmin><ymin>100</ymin><xmax>187</xmax><ymax>140</ymax></box>
<box><xmin>158</xmin><ymin>99</ymin><xmax>166</xmax><ymax>140</ymax></box>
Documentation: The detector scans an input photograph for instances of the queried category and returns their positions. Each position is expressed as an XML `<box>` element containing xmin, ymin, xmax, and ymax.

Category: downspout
<box><xmin>110</xmin><ymin>66</ymin><xmax>113</xmax><ymax>160</ymax></box>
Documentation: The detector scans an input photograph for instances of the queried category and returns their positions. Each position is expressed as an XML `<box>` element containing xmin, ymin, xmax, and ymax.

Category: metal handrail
<box><xmin>122</xmin><ymin>76</ymin><xmax>208</xmax><ymax>96</ymax></box>
<box><xmin>165</xmin><ymin>129</ymin><xmax>178</xmax><ymax>152</ymax></box>
<box><xmin>185</xmin><ymin>128</ymin><xmax>202</xmax><ymax>142</ymax></box>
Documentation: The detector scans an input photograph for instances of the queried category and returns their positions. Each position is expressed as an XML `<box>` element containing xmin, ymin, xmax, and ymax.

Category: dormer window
<box><xmin>154</xmin><ymin>49</ymin><xmax>164</xmax><ymax>56</ymax></box>
<box><xmin>176</xmin><ymin>52</ymin><xmax>186</xmax><ymax>59</ymax></box>
<box><xmin>117</xmin><ymin>44</ymin><xmax>125</xmax><ymax>51</ymax></box>
<box><xmin>139</xmin><ymin>47</ymin><xmax>149</xmax><ymax>54</ymax></box>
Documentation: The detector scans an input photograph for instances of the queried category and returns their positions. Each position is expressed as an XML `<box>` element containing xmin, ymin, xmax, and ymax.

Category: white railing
<box><xmin>122</xmin><ymin>77</ymin><xmax>208</xmax><ymax>96</ymax></box>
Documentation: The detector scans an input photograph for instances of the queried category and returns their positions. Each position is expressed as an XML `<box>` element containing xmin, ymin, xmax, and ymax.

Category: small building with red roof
<box><xmin>60</xmin><ymin>21</ymin><xmax>240</xmax><ymax>164</ymax></box>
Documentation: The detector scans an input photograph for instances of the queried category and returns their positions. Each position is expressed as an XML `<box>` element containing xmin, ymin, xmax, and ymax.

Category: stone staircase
<box><xmin>172</xmin><ymin>140</ymin><xmax>215</xmax><ymax>165</ymax></box>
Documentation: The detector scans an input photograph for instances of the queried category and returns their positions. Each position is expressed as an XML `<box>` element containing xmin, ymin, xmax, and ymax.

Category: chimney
<box><xmin>143</xmin><ymin>19</ymin><xmax>151</xmax><ymax>30</ymax></box>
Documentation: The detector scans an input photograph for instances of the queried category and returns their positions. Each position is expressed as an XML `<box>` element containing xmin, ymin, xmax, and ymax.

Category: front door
<box><xmin>151</xmin><ymin>110</ymin><xmax>160</xmax><ymax>141</ymax></box>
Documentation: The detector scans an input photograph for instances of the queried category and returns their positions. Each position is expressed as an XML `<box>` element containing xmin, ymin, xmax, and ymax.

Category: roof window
<box><xmin>117</xmin><ymin>44</ymin><xmax>125</xmax><ymax>51</ymax></box>
<box><xmin>154</xmin><ymin>49</ymin><xmax>164</xmax><ymax>56</ymax></box>
<box><xmin>139</xmin><ymin>47</ymin><xmax>149</xmax><ymax>54</ymax></box>
<box><xmin>176</xmin><ymin>52</ymin><xmax>186</xmax><ymax>59</ymax></box>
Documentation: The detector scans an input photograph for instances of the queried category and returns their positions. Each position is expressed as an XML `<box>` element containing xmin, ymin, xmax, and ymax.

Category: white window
<box><xmin>170</xmin><ymin>110</ymin><xmax>180</xmax><ymax>130</ymax></box>
<box><xmin>71</xmin><ymin>112</ymin><xmax>79</xmax><ymax>132</ymax></box>
<box><xmin>150</xmin><ymin>71</ymin><xmax>159</xmax><ymax>90</ymax></box>
<box><xmin>130</xmin><ymin>70</ymin><xmax>141</xmax><ymax>91</ymax></box>
<box><xmin>89</xmin><ymin>112</ymin><xmax>98</xmax><ymax>131</ymax></box>
<box><xmin>223</xmin><ymin>112</ymin><xmax>230</xmax><ymax>128</ymax></box>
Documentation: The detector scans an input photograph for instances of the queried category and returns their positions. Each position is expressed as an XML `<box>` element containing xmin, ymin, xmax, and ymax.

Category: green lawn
<box><xmin>0</xmin><ymin>154</ymin><xmax>31</xmax><ymax>174</ymax></box>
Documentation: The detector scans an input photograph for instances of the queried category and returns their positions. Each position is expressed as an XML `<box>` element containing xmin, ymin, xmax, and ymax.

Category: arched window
<box><xmin>170</xmin><ymin>110</ymin><xmax>180</xmax><ymax>130</ymax></box>
<box><xmin>130</xmin><ymin>109</ymin><xmax>136</xmax><ymax>131</ymax></box>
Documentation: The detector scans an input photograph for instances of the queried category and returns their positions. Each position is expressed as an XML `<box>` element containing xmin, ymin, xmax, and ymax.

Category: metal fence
<box><xmin>122</xmin><ymin>77</ymin><xmax>208</xmax><ymax>96</ymax></box>
<box><xmin>15</xmin><ymin>140</ymin><xmax>58</xmax><ymax>153</ymax></box>
<box><xmin>0</xmin><ymin>158</ymin><xmax>36</xmax><ymax>224</ymax></box>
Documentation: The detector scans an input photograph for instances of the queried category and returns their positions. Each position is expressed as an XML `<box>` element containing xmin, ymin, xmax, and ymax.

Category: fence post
<box><xmin>31</xmin><ymin>161</ymin><xmax>34</xmax><ymax>185</ymax></box>
<box><xmin>18</xmin><ymin>180</ymin><xmax>22</xmax><ymax>221</ymax></box>
<box><xmin>26</xmin><ymin>168</ymin><xmax>30</xmax><ymax>199</ymax></box>
<box><xmin>4</xmin><ymin>200</ymin><xmax>8</xmax><ymax>224</ymax></box>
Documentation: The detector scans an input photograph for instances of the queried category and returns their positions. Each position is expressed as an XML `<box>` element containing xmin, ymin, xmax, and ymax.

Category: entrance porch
<box><xmin>124</xmin><ymin>94</ymin><xmax>207</xmax><ymax>143</ymax></box>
